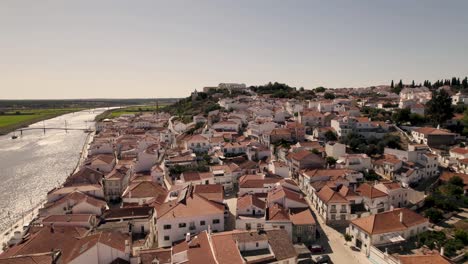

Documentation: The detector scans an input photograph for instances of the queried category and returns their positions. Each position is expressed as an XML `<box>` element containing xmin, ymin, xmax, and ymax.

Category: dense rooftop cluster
<box><xmin>2</xmin><ymin>82</ymin><xmax>466</xmax><ymax>263</ymax></box>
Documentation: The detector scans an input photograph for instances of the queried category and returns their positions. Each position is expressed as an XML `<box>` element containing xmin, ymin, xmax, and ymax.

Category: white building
<box><xmin>155</xmin><ymin>187</ymin><xmax>225</xmax><ymax>247</ymax></box>
<box><xmin>347</xmin><ymin>208</ymin><xmax>429</xmax><ymax>255</ymax></box>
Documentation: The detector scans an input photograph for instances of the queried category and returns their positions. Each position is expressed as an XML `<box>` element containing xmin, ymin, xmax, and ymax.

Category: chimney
<box><xmin>399</xmin><ymin>211</ymin><xmax>403</xmax><ymax>223</ymax></box>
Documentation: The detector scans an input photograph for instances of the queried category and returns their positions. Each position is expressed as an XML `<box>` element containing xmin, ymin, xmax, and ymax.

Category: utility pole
<box><xmin>65</xmin><ymin>120</ymin><xmax>68</xmax><ymax>133</ymax></box>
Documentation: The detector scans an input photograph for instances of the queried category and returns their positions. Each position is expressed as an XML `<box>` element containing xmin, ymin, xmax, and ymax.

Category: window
<box><xmin>200</xmin><ymin>220</ymin><xmax>206</xmax><ymax>226</ymax></box>
<box><xmin>246</xmin><ymin>223</ymin><xmax>251</xmax><ymax>230</ymax></box>
<box><xmin>213</xmin><ymin>219</ymin><xmax>220</xmax><ymax>224</ymax></box>
<box><xmin>163</xmin><ymin>224</ymin><xmax>171</xmax><ymax>230</ymax></box>
<box><xmin>164</xmin><ymin>236</ymin><xmax>170</xmax><ymax>241</ymax></box>
<box><xmin>179</xmin><ymin>223</ymin><xmax>186</xmax><ymax>228</ymax></box>
<box><xmin>256</xmin><ymin>242</ymin><xmax>259</xmax><ymax>247</ymax></box>
<box><xmin>280</xmin><ymin>226</ymin><xmax>285</xmax><ymax>230</ymax></box>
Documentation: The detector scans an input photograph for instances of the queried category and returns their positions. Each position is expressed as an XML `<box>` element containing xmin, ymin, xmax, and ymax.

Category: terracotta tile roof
<box><xmin>139</xmin><ymin>248</ymin><xmax>172</xmax><ymax>264</ymax></box>
<box><xmin>182</xmin><ymin>171</ymin><xmax>214</xmax><ymax>182</ymax></box>
<box><xmin>43</xmin><ymin>191</ymin><xmax>107</xmax><ymax>211</ymax></box>
<box><xmin>237</xmin><ymin>193</ymin><xmax>266</xmax><ymax>210</ymax></box>
<box><xmin>89</xmin><ymin>153</ymin><xmax>115</xmax><ymax>165</ymax></box>
<box><xmin>288</xmin><ymin>208</ymin><xmax>316</xmax><ymax>225</ymax></box>
<box><xmin>156</xmin><ymin>190</ymin><xmax>224</xmax><ymax>220</ymax></box>
<box><xmin>356</xmin><ymin>183</ymin><xmax>388</xmax><ymax>199</ymax></box>
<box><xmin>338</xmin><ymin>185</ymin><xmax>360</xmax><ymax>199</ymax></box>
<box><xmin>0</xmin><ymin>226</ymin><xmax>87</xmax><ymax>262</ymax></box>
<box><xmin>238</xmin><ymin>160</ymin><xmax>258</xmax><ymax>170</ymax></box>
<box><xmin>211</xmin><ymin>233</ymin><xmax>244</xmax><ymax>264</ymax></box>
<box><xmin>65</xmin><ymin>231</ymin><xmax>129</xmax><ymax>263</ymax></box>
<box><xmin>413</xmin><ymin>127</ymin><xmax>455</xmax><ymax>135</ymax></box>
<box><xmin>373</xmin><ymin>154</ymin><xmax>401</xmax><ymax>166</ymax></box>
<box><xmin>303</xmin><ymin>169</ymin><xmax>355</xmax><ymax>180</ymax></box>
<box><xmin>290</xmin><ymin>150</ymin><xmax>317</xmax><ymax>161</ymax></box>
<box><xmin>65</xmin><ymin>167</ymin><xmax>104</xmax><ymax>186</ymax></box>
<box><xmin>267</xmin><ymin>203</ymin><xmax>290</xmax><ymax>221</ymax></box>
<box><xmin>450</xmin><ymin>147</ymin><xmax>468</xmax><ymax>154</ymax></box>
<box><xmin>267</xmin><ymin>186</ymin><xmax>307</xmax><ymax>206</ymax></box>
<box><xmin>316</xmin><ymin>186</ymin><xmax>348</xmax><ymax>204</ymax></box>
<box><xmin>103</xmin><ymin>206</ymin><xmax>153</xmax><ymax>220</ymax></box>
<box><xmin>439</xmin><ymin>171</ymin><xmax>468</xmax><ymax>185</ymax></box>
<box><xmin>350</xmin><ymin>208</ymin><xmax>428</xmax><ymax>235</ymax></box>
<box><xmin>0</xmin><ymin>252</ymin><xmax>58</xmax><ymax>264</ymax></box>
<box><xmin>193</xmin><ymin>184</ymin><xmax>224</xmax><ymax>202</ymax></box>
<box><xmin>264</xmin><ymin>229</ymin><xmax>298</xmax><ymax>261</ymax></box>
<box><xmin>399</xmin><ymin>254</ymin><xmax>451</xmax><ymax>264</ymax></box>
<box><xmin>42</xmin><ymin>214</ymin><xmax>94</xmax><ymax>225</ymax></box>
<box><xmin>122</xmin><ymin>181</ymin><xmax>167</xmax><ymax>199</ymax></box>
<box><xmin>172</xmin><ymin>231</ymin><xmax>217</xmax><ymax>264</ymax></box>
<box><xmin>105</xmin><ymin>167</ymin><xmax>128</xmax><ymax>180</ymax></box>
<box><xmin>239</xmin><ymin>174</ymin><xmax>282</xmax><ymax>188</ymax></box>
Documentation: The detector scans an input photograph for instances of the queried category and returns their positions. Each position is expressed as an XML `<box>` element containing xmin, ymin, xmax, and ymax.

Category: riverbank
<box><xmin>0</xmin><ymin>130</ymin><xmax>96</xmax><ymax>251</ymax></box>
<box><xmin>0</xmin><ymin>108</ymin><xmax>86</xmax><ymax>135</ymax></box>
<box><xmin>0</xmin><ymin>109</ymin><xmax>102</xmax><ymax>251</ymax></box>
<box><xmin>94</xmin><ymin>103</ymin><xmax>173</xmax><ymax>121</ymax></box>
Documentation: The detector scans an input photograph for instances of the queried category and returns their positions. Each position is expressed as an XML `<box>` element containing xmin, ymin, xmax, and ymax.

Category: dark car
<box><xmin>312</xmin><ymin>254</ymin><xmax>330</xmax><ymax>264</ymax></box>
<box><xmin>308</xmin><ymin>244</ymin><xmax>324</xmax><ymax>253</ymax></box>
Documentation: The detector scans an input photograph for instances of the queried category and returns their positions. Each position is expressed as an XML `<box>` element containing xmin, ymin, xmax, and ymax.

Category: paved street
<box><xmin>306</xmin><ymin>198</ymin><xmax>370</xmax><ymax>264</ymax></box>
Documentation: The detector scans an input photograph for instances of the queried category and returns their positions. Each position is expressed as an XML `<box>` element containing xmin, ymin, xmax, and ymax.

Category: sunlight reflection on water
<box><xmin>0</xmin><ymin>109</ymin><xmax>106</xmax><ymax>232</ymax></box>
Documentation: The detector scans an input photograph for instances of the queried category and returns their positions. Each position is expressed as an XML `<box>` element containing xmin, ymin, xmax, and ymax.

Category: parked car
<box><xmin>312</xmin><ymin>254</ymin><xmax>330</xmax><ymax>264</ymax></box>
<box><xmin>308</xmin><ymin>244</ymin><xmax>324</xmax><ymax>253</ymax></box>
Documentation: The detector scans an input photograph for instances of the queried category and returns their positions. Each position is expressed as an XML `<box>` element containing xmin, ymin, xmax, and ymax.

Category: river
<box><xmin>0</xmin><ymin>108</ymin><xmax>107</xmax><ymax>233</ymax></box>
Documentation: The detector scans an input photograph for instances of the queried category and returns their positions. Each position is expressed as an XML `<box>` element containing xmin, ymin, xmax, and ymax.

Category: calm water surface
<box><xmin>0</xmin><ymin>108</ymin><xmax>107</xmax><ymax>232</ymax></box>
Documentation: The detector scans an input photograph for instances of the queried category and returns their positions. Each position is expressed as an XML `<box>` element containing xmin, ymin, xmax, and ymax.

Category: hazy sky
<box><xmin>1</xmin><ymin>0</ymin><xmax>467</xmax><ymax>99</ymax></box>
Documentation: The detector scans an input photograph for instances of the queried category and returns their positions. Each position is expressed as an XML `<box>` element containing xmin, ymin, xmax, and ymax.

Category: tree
<box><xmin>324</xmin><ymin>130</ymin><xmax>337</xmax><ymax>141</ymax></box>
<box><xmin>392</xmin><ymin>108</ymin><xmax>411</xmax><ymax>124</ymax></box>
<box><xmin>392</xmin><ymin>79</ymin><xmax>404</xmax><ymax>94</ymax></box>
<box><xmin>344</xmin><ymin>234</ymin><xmax>352</xmax><ymax>242</ymax></box>
<box><xmin>454</xmin><ymin>229</ymin><xmax>468</xmax><ymax>245</ymax></box>
<box><xmin>411</xmin><ymin>80</ymin><xmax>415</xmax><ymax>88</ymax></box>
<box><xmin>448</xmin><ymin>176</ymin><xmax>464</xmax><ymax>187</ymax></box>
<box><xmin>425</xmin><ymin>90</ymin><xmax>454</xmax><ymax>125</ymax></box>
<box><xmin>424</xmin><ymin>208</ymin><xmax>443</xmax><ymax>223</ymax></box>
<box><xmin>324</xmin><ymin>92</ymin><xmax>335</xmax><ymax>100</ymax></box>
<box><xmin>390</xmin><ymin>80</ymin><xmax>394</xmax><ymax>89</ymax></box>
<box><xmin>326</xmin><ymin>157</ymin><xmax>337</xmax><ymax>167</ymax></box>
<box><xmin>315</xmin><ymin>86</ymin><xmax>326</xmax><ymax>93</ymax></box>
